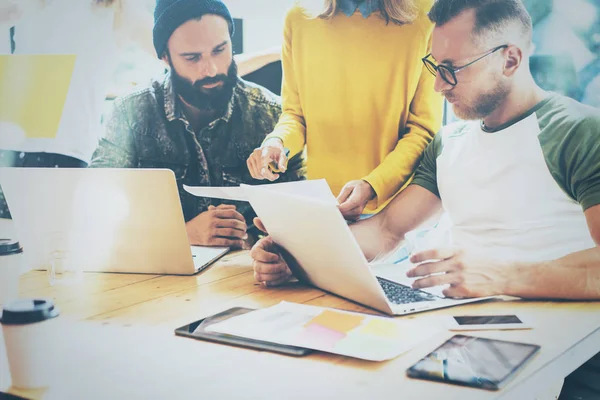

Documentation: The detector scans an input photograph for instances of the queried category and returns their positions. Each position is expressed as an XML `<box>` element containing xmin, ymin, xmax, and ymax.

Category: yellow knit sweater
<box><xmin>265</xmin><ymin>1</ymin><xmax>443</xmax><ymax>212</ymax></box>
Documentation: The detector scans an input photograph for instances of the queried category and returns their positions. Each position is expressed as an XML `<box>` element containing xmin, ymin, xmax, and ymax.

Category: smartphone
<box><xmin>406</xmin><ymin>335</ymin><xmax>540</xmax><ymax>391</ymax></box>
<box><xmin>445</xmin><ymin>315</ymin><xmax>533</xmax><ymax>331</ymax></box>
<box><xmin>174</xmin><ymin>307</ymin><xmax>312</xmax><ymax>356</ymax></box>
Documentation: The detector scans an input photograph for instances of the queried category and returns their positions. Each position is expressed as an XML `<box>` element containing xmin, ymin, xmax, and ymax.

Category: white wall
<box><xmin>225</xmin><ymin>0</ymin><xmax>296</xmax><ymax>53</ymax></box>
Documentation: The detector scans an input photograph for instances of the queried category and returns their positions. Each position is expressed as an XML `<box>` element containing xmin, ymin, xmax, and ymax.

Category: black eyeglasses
<box><xmin>422</xmin><ymin>45</ymin><xmax>508</xmax><ymax>86</ymax></box>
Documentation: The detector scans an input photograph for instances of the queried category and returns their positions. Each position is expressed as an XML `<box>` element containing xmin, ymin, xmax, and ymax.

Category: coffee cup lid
<box><xmin>0</xmin><ymin>239</ymin><xmax>22</xmax><ymax>256</ymax></box>
<box><xmin>0</xmin><ymin>299</ymin><xmax>60</xmax><ymax>325</ymax></box>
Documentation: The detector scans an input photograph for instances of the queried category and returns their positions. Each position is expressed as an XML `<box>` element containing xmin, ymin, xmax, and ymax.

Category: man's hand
<box><xmin>250</xmin><ymin>236</ymin><xmax>293</xmax><ymax>287</ymax></box>
<box><xmin>406</xmin><ymin>248</ymin><xmax>513</xmax><ymax>298</ymax></box>
<box><xmin>246</xmin><ymin>138</ymin><xmax>288</xmax><ymax>181</ymax></box>
<box><xmin>186</xmin><ymin>204</ymin><xmax>247</xmax><ymax>248</ymax></box>
<box><xmin>250</xmin><ymin>217</ymin><xmax>293</xmax><ymax>287</ymax></box>
<box><xmin>337</xmin><ymin>180</ymin><xmax>376</xmax><ymax>220</ymax></box>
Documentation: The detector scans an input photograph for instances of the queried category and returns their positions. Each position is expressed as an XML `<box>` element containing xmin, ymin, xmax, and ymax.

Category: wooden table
<box><xmin>1</xmin><ymin>251</ymin><xmax>599</xmax><ymax>399</ymax></box>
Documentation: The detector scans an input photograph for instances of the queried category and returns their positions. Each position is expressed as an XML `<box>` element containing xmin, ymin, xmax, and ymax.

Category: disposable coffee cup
<box><xmin>0</xmin><ymin>240</ymin><xmax>23</xmax><ymax>307</ymax></box>
<box><xmin>0</xmin><ymin>299</ymin><xmax>60</xmax><ymax>389</ymax></box>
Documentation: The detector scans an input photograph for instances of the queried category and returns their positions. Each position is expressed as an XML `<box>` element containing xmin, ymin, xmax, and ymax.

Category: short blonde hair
<box><xmin>309</xmin><ymin>0</ymin><xmax>418</xmax><ymax>25</ymax></box>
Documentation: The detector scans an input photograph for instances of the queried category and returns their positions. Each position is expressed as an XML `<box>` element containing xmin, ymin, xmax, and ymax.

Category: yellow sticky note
<box><xmin>307</xmin><ymin>310</ymin><xmax>365</xmax><ymax>334</ymax></box>
<box><xmin>359</xmin><ymin>318</ymin><xmax>400</xmax><ymax>339</ymax></box>
<box><xmin>0</xmin><ymin>54</ymin><xmax>76</xmax><ymax>139</ymax></box>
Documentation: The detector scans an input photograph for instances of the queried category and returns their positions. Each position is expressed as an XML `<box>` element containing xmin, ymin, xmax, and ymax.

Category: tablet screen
<box><xmin>407</xmin><ymin>335</ymin><xmax>540</xmax><ymax>390</ymax></box>
<box><xmin>454</xmin><ymin>315</ymin><xmax>522</xmax><ymax>325</ymax></box>
<box><xmin>174</xmin><ymin>307</ymin><xmax>312</xmax><ymax>356</ymax></box>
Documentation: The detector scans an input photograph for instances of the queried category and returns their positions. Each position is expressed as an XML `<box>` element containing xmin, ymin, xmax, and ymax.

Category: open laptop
<box><xmin>240</xmin><ymin>182</ymin><xmax>491</xmax><ymax>316</ymax></box>
<box><xmin>0</xmin><ymin>168</ymin><xmax>228</xmax><ymax>275</ymax></box>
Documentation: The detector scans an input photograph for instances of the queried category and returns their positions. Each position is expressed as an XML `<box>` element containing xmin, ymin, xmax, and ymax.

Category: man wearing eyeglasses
<box><xmin>254</xmin><ymin>0</ymin><xmax>600</xmax><ymax>299</ymax></box>
<box><xmin>250</xmin><ymin>0</ymin><xmax>600</xmax><ymax>397</ymax></box>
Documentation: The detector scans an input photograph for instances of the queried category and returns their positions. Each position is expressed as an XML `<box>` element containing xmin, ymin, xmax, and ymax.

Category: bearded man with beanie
<box><xmin>91</xmin><ymin>0</ymin><xmax>305</xmax><ymax>249</ymax></box>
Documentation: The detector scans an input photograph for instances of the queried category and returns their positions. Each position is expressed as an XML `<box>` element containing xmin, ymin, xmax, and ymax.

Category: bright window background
<box><xmin>109</xmin><ymin>0</ymin><xmax>599</xmax><ymax>122</ymax></box>
<box><xmin>108</xmin><ymin>0</ymin><xmax>295</xmax><ymax>96</ymax></box>
<box><xmin>445</xmin><ymin>0</ymin><xmax>600</xmax><ymax>124</ymax></box>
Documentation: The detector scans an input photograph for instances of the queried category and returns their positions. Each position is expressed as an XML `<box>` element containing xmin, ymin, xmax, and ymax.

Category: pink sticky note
<box><xmin>297</xmin><ymin>323</ymin><xmax>346</xmax><ymax>349</ymax></box>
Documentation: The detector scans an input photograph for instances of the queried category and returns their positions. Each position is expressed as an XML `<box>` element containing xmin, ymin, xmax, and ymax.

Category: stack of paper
<box><xmin>206</xmin><ymin>301</ymin><xmax>441</xmax><ymax>361</ymax></box>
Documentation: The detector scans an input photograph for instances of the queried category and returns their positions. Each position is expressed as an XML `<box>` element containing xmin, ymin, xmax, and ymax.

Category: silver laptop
<box><xmin>242</xmin><ymin>183</ymin><xmax>490</xmax><ymax>316</ymax></box>
<box><xmin>0</xmin><ymin>168</ymin><xmax>228</xmax><ymax>275</ymax></box>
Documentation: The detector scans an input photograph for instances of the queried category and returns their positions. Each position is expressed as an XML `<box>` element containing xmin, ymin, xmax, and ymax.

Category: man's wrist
<box><xmin>502</xmin><ymin>260</ymin><xmax>536</xmax><ymax>297</ymax></box>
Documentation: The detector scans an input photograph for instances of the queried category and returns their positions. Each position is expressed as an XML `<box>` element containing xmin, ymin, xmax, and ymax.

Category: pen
<box><xmin>267</xmin><ymin>147</ymin><xmax>291</xmax><ymax>173</ymax></box>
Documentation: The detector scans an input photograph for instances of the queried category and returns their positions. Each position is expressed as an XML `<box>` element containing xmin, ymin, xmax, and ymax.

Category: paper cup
<box><xmin>0</xmin><ymin>299</ymin><xmax>60</xmax><ymax>389</ymax></box>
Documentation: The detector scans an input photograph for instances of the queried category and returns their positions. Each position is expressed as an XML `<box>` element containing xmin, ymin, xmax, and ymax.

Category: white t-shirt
<box><xmin>412</xmin><ymin>93</ymin><xmax>600</xmax><ymax>263</ymax></box>
<box><xmin>6</xmin><ymin>0</ymin><xmax>117</xmax><ymax>163</ymax></box>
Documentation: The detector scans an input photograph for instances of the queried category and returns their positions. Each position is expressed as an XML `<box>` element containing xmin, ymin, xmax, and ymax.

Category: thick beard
<box><xmin>170</xmin><ymin>60</ymin><xmax>238</xmax><ymax>113</ymax></box>
<box><xmin>452</xmin><ymin>79</ymin><xmax>510</xmax><ymax>121</ymax></box>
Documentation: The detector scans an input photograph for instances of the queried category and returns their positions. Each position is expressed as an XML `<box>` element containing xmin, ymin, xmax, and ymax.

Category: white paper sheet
<box><xmin>206</xmin><ymin>301</ymin><xmax>441</xmax><ymax>362</ymax></box>
<box><xmin>182</xmin><ymin>185</ymin><xmax>248</xmax><ymax>201</ymax></box>
<box><xmin>183</xmin><ymin>179</ymin><xmax>337</xmax><ymax>203</ymax></box>
<box><xmin>246</xmin><ymin>179</ymin><xmax>337</xmax><ymax>202</ymax></box>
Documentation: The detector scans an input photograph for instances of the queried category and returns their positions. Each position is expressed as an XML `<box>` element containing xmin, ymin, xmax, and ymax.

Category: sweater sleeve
<box><xmin>363</xmin><ymin>33</ymin><xmax>443</xmax><ymax>208</ymax></box>
<box><xmin>262</xmin><ymin>7</ymin><xmax>307</xmax><ymax>158</ymax></box>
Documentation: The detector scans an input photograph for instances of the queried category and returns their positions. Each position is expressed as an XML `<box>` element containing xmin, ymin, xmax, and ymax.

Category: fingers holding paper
<box><xmin>406</xmin><ymin>247</ymin><xmax>512</xmax><ymax>298</ymax></box>
<box><xmin>337</xmin><ymin>180</ymin><xmax>376</xmax><ymax>221</ymax></box>
<box><xmin>251</xmin><ymin>236</ymin><xmax>293</xmax><ymax>287</ymax></box>
<box><xmin>253</xmin><ymin>217</ymin><xmax>267</xmax><ymax>234</ymax></box>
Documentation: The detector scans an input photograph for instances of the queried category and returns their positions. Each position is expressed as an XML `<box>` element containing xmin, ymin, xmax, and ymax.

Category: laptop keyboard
<box><xmin>376</xmin><ymin>277</ymin><xmax>438</xmax><ymax>304</ymax></box>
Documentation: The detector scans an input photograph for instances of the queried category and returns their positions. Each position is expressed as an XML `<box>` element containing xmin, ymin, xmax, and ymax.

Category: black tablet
<box><xmin>406</xmin><ymin>334</ymin><xmax>540</xmax><ymax>391</ymax></box>
<box><xmin>174</xmin><ymin>307</ymin><xmax>312</xmax><ymax>356</ymax></box>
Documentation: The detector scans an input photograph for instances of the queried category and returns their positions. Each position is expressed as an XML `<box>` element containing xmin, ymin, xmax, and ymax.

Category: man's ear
<box><xmin>503</xmin><ymin>45</ymin><xmax>522</xmax><ymax>77</ymax></box>
<box><xmin>160</xmin><ymin>50</ymin><xmax>170</xmax><ymax>67</ymax></box>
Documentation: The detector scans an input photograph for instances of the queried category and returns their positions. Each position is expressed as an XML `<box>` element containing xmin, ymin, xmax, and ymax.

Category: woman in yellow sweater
<box><xmin>247</xmin><ymin>0</ymin><xmax>442</xmax><ymax>219</ymax></box>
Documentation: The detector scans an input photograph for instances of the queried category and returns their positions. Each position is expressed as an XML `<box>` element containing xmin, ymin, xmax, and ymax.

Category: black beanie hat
<box><xmin>153</xmin><ymin>0</ymin><xmax>234</xmax><ymax>58</ymax></box>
